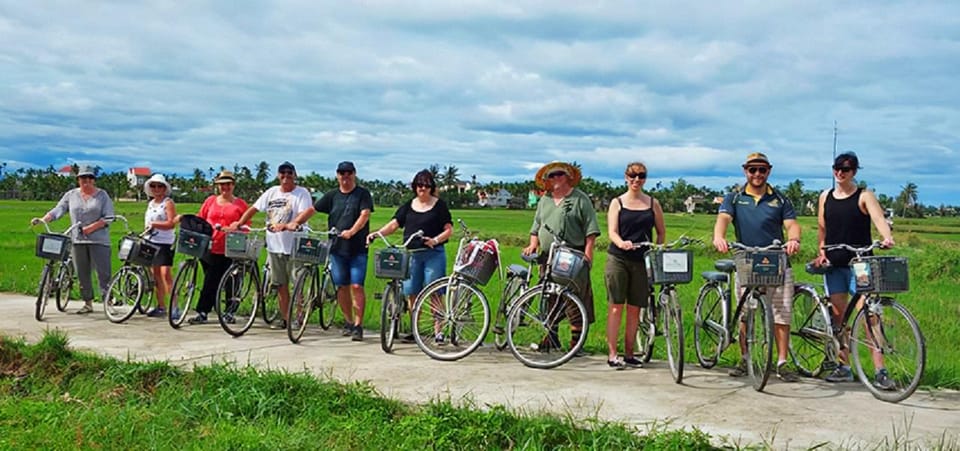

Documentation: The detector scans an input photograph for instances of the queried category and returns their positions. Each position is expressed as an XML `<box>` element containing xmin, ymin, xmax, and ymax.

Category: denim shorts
<box><xmin>402</xmin><ymin>246</ymin><xmax>447</xmax><ymax>296</ymax></box>
<box><xmin>329</xmin><ymin>252</ymin><xmax>369</xmax><ymax>287</ymax></box>
<box><xmin>823</xmin><ymin>266</ymin><xmax>857</xmax><ymax>296</ymax></box>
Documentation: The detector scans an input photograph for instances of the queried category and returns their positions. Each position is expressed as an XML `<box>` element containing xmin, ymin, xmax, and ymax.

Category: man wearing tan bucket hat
<box><xmin>522</xmin><ymin>161</ymin><xmax>600</xmax><ymax>357</ymax></box>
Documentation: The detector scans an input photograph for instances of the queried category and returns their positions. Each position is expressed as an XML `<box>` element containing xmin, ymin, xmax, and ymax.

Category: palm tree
<box><xmin>897</xmin><ymin>182</ymin><xmax>918</xmax><ymax>217</ymax></box>
<box><xmin>441</xmin><ymin>165</ymin><xmax>461</xmax><ymax>191</ymax></box>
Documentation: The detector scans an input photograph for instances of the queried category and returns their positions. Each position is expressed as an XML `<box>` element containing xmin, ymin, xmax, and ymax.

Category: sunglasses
<box><xmin>833</xmin><ymin>166</ymin><xmax>854</xmax><ymax>173</ymax></box>
<box><xmin>278</xmin><ymin>170</ymin><xmax>295</xmax><ymax>175</ymax></box>
<box><xmin>413</xmin><ymin>183</ymin><xmax>432</xmax><ymax>189</ymax></box>
<box><xmin>337</xmin><ymin>170</ymin><xmax>354</xmax><ymax>175</ymax></box>
<box><xmin>626</xmin><ymin>172</ymin><xmax>647</xmax><ymax>180</ymax></box>
<box><xmin>78</xmin><ymin>175</ymin><xmax>95</xmax><ymax>180</ymax></box>
<box><xmin>547</xmin><ymin>171</ymin><xmax>566</xmax><ymax>179</ymax></box>
<box><xmin>149</xmin><ymin>183</ymin><xmax>166</xmax><ymax>189</ymax></box>
<box><xmin>746</xmin><ymin>166</ymin><xmax>769</xmax><ymax>175</ymax></box>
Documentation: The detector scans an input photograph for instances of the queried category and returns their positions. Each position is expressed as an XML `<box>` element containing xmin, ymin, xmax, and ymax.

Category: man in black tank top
<box><xmin>815</xmin><ymin>152</ymin><xmax>895</xmax><ymax>385</ymax></box>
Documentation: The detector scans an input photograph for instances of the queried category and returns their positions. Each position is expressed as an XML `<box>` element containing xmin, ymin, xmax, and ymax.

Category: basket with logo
<box><xmin>734</xmin><ymin>250</ymin><xmax>786</xmax><ymax>287</ymax></box>
<box><xmin>118</xmin><ymin>236</ymin><xmax>160</xmax><ymax>266</ymax></box>
<box><xmin>35</xmin><ymin>233</ymin><xmax>72</xmax><ymax>261</ymax></box>
<box><xmin>176</xmin><ymin>229</ymin><xmax>211</xmax><ymax>259</ymax></box>
<box><xmin>646</xmin><ymin>249</ymin><xmax>694</xmax><ymax>285</ymax></box>
<box><xmin>454</xmin><ymin>239</ymin><xmax>499</xmax><ymax>286</ymax></box>
<box><xmin>852</xmin><ymin>256</ymin><xmax>909</xmax><ymax>294</ymax></box>
<box><xmin>292</xmin><ymin>235</ymin><xmax>330</xmax><ymax>265</ymax></box>
<box><xmin>374</xmin><ymin>248</ymin><xmax>411</xmax><ymax>280</ymax></box>
<box><xmin>548</xmin><ymin>246</ymin><xmax>589</xmax><ymax>289</ymax></box>
<box><xmin>225</xmin><ymin>232</ymin><xmax>264</xmax><ymax>260</ymax></box>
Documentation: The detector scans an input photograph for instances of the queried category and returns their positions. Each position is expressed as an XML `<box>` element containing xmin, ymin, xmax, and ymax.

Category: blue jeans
<box><xmin>402</xmin><ymin>246</ymin><xmax>447</xmax><ymax>296</ymax></box>
<box><xmin>824</xmin><ymin>266</ymin><xmax>857</xmax><ymax>296</ymax></box>
<box><xmin>329</xmin><ymin>253</ymin><xmax>368</xmax><ymax>287</ymax></box>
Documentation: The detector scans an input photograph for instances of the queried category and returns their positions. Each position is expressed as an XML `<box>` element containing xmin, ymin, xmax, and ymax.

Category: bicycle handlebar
<box><xmin>631</xmin><ymin>236</ymin><xmax>702</xmax><ymax>250</ymax></box>
<box><xmin>821</xmin><ymin>241</ymin><xmax>887</xmax><ymax>254</ymax></box>
<box><xmin>729</xmin><ymin>240</ymin><xmax>784</xmax><ymax>252</ymax></box>
<box><xmin>371</xmin><ymin>229</ymin><xmax>424</xmax><ymax>248</ymax></box>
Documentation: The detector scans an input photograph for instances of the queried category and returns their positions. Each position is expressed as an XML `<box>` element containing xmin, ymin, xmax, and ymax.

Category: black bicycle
<box><xmin>370</xmin><ymin>229</ymin><xmax>425</xmax><ymax>353</ymax></box>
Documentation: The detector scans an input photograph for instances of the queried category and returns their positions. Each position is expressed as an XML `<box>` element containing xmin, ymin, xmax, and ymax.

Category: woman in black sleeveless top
<box><xmin>603</xmin><ymin>162</ymin><xmax>665</xmax><ymax>368</ymax></box>
<box><xmin>815</xmin><ymin>152</ymin><xmax>895</xmax><ymax>384</ymax></box>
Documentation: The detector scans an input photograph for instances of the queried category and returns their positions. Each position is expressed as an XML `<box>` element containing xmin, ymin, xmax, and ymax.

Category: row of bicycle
<box><xmin>31</xmin><ymin>216</ymin><xmax>924</xmax><ymax>403</ymax></box>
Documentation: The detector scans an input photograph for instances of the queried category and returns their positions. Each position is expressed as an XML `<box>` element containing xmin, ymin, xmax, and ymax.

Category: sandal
<box><xmin>607</xmin><ymin>358</ymin><xmax>626</xmax><ymax>370</ymax></box>
<box><xmin>76</xmin><ymin>304</ymin><xmax>94</xmax><ymax>314</ymax></box>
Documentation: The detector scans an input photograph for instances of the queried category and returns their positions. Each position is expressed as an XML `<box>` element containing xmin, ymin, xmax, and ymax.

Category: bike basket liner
<box><xmin>734</xmin><ymin>250</ymin><xmax>786</xmax><ymax>287</ymax></box>
<box><xmin>176</xmin><ymin>229</ymin><xmax>211</xmax><ymax>259</ymax></box>
<box><xmin>852</xmin><ymin>256</ymin><xmax>909</xmax><ymax>293</ymax></box>
<box><xmin>647</xmin><ymin>249</ymin><xmax>694</xmax><ymax>284</ymax></box>
<box><xmin>35</xmin><ymin>233</ymin><xmax>71</xmax><ymax>261</ymax></box>
<box><xmin>224</xmin><ymin>232</ymin><xmax>264</xmax><ymax>260</ymax></box>
<box><xmin>374</xmin><ymin>248</ymin><xmax>411</xmax><ymax>279</ymax></box>
<box><xmin>454</xmin><ymin>239</ymin><xmax>499</xmax><ymax>285</ymax></box>
<box><xmin>292</xmin><ymin>236</ymin><xmax>330</xmax><ymax>265</ymax></box>
<box><xmin>118</xmin><ymin>237</ymin><xmax>160</xmax><ymax>266</ymax></box>
<box><xmin>548</xmin><ymin>246</ymin><xmax>589</xmax><ymax>289</ymax></box>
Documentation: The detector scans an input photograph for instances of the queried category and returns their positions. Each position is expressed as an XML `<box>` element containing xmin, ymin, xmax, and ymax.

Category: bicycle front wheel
<box><xmin>412</xmin><ymin>277</ymin><xmax>491</xmax><ymax>361</ymax></box>
<box><xmin>169</xmin><ymin>259</ymin><xmax>200</xmax><ymax>329</ymax></box>
<box><xmin>850</xmin><ymin>298</ymin><xmax>925</xmax><ymax>403</ymax></box>
<box><xmin>380</xmin><ymin>282</ymin><xmax>400</xmax><ymax>353</ymax></box>
<box><xmin>104</xmin><ymin>267</ymin><xmax>144</xmax><ymax>323</ymax></box>
<box><xmin>35</xmin><ymin>262</ymin><xmax>54</xmax><ymax>321</ymax></box>
<box><xmin>318</xmin><ymin>269</ymin><xmax>338</xmax><ymax>330</ymax></box>
<box><xmin>661</xmin><ymin>288</ymin><xmax>684</xmax><ymax>384</ymax></box>
<box><xmin>694</xmin><ymin>283</ymin><xmax>727</xmax><ymax>368</ymax></box>
<box><xmin>288</xmin><ymin>267</ymin><xmax>319</xmax><ymax>344</ymax></box>
<box><xmin>745</xmin><ymin>292</ymin><xmax>774</xmax><ymax>392</ymax></box>
<box><xmin>215</xmin><ymin>263</ymin><xmax>260</xmax><ymax>337</ymax></box>
<box><xmin>636</xmin><ymin>295</ymin><xmax>656</xmax><ymax>363</ymax></box>
<box><xmin>493</xmin><ymin>275</ymin><xmax>526</xmax><ymax>351</ymax></box>
<box><xmin>790</xmin><ymin>284</ymin><xmax>833</xmax><ymax>377</ymax></box>
<box><xmin>261</xmin><ymin>264</ymin><xmax>280</xmax><ymax>325</ymax></box>
<box><xmin>54</xmin><ymin>261</ymin><xmax>74</xmax><ymax>312</ymax></box>
<box><xmin>506</xmin><ymin>285</ymin><xmax>588</xmax><ymax>369</ymax></box>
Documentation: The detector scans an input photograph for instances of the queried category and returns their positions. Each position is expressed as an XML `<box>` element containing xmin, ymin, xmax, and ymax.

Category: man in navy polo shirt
<box><xmin>713</xmin><ymin>152</ymin><xmax>803</xmax><ymax>382</ymax></box>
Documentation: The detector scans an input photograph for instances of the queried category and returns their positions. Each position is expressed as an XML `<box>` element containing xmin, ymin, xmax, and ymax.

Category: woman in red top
<box><xmin>189</xmin><ymin>170</ymin><xmax>249</xmax><ymax>324</ymax></box>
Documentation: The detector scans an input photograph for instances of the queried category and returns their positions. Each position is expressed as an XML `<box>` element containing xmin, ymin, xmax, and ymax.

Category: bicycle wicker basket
<box><xmin>374</xmin><ymin>248</ymin><xmax>411</xmax><ymax>280</ymax></box>
<box><xmin>118</xmin><ymin>236</ymin><xmax>160</xmax><ymax>266</ymax></box>
<box><xmin>646</xmin><ymin>249</ymin><xmax>693</xmax><ymax>284</ymax></box>
<box><xmin>35</xmin><ymin>233</ymin><xmax>71</xmax><ymax>261</ymax></box>
<box><xmin>734</xmin><ymin>250</ymin><xmax>786</xmax><ymax>287</ymax></box>
<box><xmin>454</xmin><ymin>239</ymin><xmax>498</xmax><ymax>286</ymax></box>
<box><xmin>224</xmin><ymin>232</ymin><xmax>264</xmax><ymax>260</ymax></box>
<box><xmin>292</xmin><ymin>235</ymin><xmax>330</xmax><ymax>265</ymax></box>
<box><xmin>852</xmin><ymin>256</ymin><xmax>909</xmax><ymax>293</ymax></box>
<box><xmin>176</xmin><ymin>229</ymin><xmax>211</xmax><ymax>259</ymax></box>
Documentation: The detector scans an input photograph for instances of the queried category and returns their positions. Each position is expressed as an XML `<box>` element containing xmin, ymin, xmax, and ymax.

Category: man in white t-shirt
<box><xmin>232</xmin><ymin>161</ymin><xmax>313</xmax><ymax>329</ymax></box>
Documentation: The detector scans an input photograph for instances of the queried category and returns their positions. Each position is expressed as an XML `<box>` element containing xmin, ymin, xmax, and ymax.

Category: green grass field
<box><xmin>3</xmin><ymin>200</ymin><xmax>959</xmax><ymax>388</ymax></box>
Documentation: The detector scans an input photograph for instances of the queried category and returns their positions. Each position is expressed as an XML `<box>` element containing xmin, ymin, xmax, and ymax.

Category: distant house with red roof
<box><xmin>58</xmin><ymin>165</ymin><xmax>74</xmax><ymax>177</ymax></box>
<box><xmin>127</xmin><ymin>167</ymin><xmax>151</xmax><ymax>188</ymax></box>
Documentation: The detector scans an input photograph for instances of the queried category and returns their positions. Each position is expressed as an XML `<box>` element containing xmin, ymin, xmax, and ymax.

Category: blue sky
<box><xmin>1</xmin><ymin>1</ymin><xmax>958</xmax><ymax>205</ymax></box>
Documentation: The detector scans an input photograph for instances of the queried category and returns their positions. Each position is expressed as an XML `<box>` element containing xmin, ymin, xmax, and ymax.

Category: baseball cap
<box><xmin>278</xmin><ymin>161</ymin><xmax>296</xmax><ymax>173</ymax></box>
<box><xmin>77</xmin><ymin>165</ymin><xmax>96</xmax><ymax>178</ymax></box>
<box><xmin>337</xmin><ymin>161</ymin><xmax>356</xmax><ymax>173</ymax></box>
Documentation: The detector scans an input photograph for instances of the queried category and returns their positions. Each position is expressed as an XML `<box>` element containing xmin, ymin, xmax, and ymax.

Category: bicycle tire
<box><xmin>745</xmin><ymin>292</ymin><xmax>774</xmax><ymax>392</ymax></box>
<box><xmin>261</xmin><ymin>264</ymin><xmax>280</xmax><ymax>325</ymax></box>
<box><xmin>215</xmin><ymin>262</ymin><xmax>260</xmax><ymax>337</ymax></box>
<box><xmin>850</xmin><ymin>298</ymin><xmax>925</xmax><ymax>403</ymax></box>
<box><xmin>54</xmin><ymin>260</ymin><xmax>74</xmax><ymax>312</ymax></box>
<box><xmin>506</xmin><ymin>285</ymin><xmax>588</xmax><ymax>369</ymax></box>
<box><xmin>380</xmin><ymin>282</ymin><xmax>399</xmax><ymax>353</ymax></box>
<box><xmin>412</xmin><ymin>276</ymin><xmax>491</xmax><ymax>361</ymax></box>
<box><xmin>789</xmin><ymin>284</ymin><xmax>832</xmax><ymax>377</ymax></box>
<box><xmin>288</xmin><ymin>266</ymin><xmax>319</xmax><ymax>344</ymax></box>
<box><xmin>636</xmin><ymin>294</ymin><xmax>656</xmax><ymax>363</ymax></box>
<box><xmin>493</xmin><ymin>275</ymin><xmax>526</xmax><ymax>351</ymax></box>
<box><xmin>104</xmin><ymin>267</ymin><xmax>143</xmax><ymax>323</ymax></box>
<box><xmin>169</xmin><ymin>259</ymin><xmax>200</xmax><ymax>329</ymax></box>
<box><xmin>694</xmin><ymin>283</ymin><xmax>727</xmax><ymax>368</ymax></box>
<box><xmin>35</xmin><ymin>263</ymin><xmax>54</xmax><ymax>321</ymax></box>
<box><xmin>662</xmin><ymin>288</ymin><xmax>685</xmax><ymax>384</ymax></box>
<box><xmin>318</xmin><ymin>268</ymin><xmax>337</xmax><ymax>330</ymax></box>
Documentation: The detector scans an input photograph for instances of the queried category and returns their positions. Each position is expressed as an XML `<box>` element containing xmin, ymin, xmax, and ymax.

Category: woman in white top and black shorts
<box><xmin>143</xmin><ymin>174</ymin><xmax>177</xmax><ymax>318</ymax></box>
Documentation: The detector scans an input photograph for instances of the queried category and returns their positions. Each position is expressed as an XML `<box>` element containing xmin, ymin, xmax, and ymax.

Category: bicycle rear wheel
<box><xmin>745</xmin><ymin>292</ymin><xmax>774</xmax><ymax>392</ymax></box>
<box><xmin>850</xmin><ymin>298</ymin><xmax>925</xmax><ymax>403</ymax></box>
<box><xmin>288</xmin><ymin>267</ymin><xmax>319</xmax><ymax>344</ymax></box>
<box><xmin>636</xmin><ymin>295</ymin><xmax>656</xmax><ymax>363</ymax></box>
<box><xmin>493</xmin><ymin>275</ymin><xmax>525</xmax><ymax>351</ymax></box>
<box><xmin>318</xmin><ymin>269</ymin><xmax>338</xmax><ymax>330</ymax></box>
<box><xmin>694</xmin><ymin>283</ymin><xmax>726</xmax><ymax>368</ymax></box>
<box><xmin>506</xmin><ymin>285</ymin><xmax>588</xmax><ymax>369</ymax></box>
<box><xmin>215</xmin><ymin>263</ymin><xmax>260</xmax><ymax>337</ymax></box>
<box><xmin>169</xmin><ymin>259</ymin><xmax>200</xmax><ymax>328</ymax></box>
<box><xmin>35</xmin><ymin>262</ymin><xmax>54</xmax><ymax>321</ymax></box>
<box><xmin>412</xmin><ymin>276</ymin><xmax>490</xmax><ymax>361</ymax></box>
<box><xmin>661</xmin><ymin>288</ymin><xmax>684</xmax><ymax>384</ymax></box>
<box><xmin>104</xmin><ymin>267</ymin><xmax>143</xmax><ymax>323</ymax></box>
<box><xmin>789</xmin><ymin>285</ymin><xmax>832</xmax><ymax>377</ymax></box>
<box><xmin>55</xmin><ymin>261</ymin><xmax>74</xmax><ymax>312</ymax></box>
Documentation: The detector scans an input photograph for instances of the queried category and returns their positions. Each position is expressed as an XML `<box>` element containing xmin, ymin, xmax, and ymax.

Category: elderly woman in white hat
<box><xmin>143</xmin><ymin>173</ymin><xmax>177</xmax><ymax>318</ymax></box>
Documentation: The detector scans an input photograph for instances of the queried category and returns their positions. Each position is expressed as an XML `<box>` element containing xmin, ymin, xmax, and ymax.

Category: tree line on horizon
<box><xmin>0</xmin><ymin>161</ymin><xmax>946</xmax><ymax>218</ymax></box>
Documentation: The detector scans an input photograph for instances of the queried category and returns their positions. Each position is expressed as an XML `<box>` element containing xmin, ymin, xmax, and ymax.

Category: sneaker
<box><xmin>289</xmin><ymin>319</ymin><xmax>301</xmax><ymax>330</ymax></box>
<box><xmin>76</xmin><ymin>304</ymin><xmax>94</xmax><ymax>314</ymax></box>
<box><xmin>825</xmin><ymin>365</ymin><xmax>854</xmax><ymax>383</ymax></box>
<box><xmin>874</xmin><ymin>369</ymin><xmax>896</xmax><ymax>391</ymax></box>
<box><xmin>351</xmin><ymin>326</ymin><xmax>364</xmax><ymax>342</ymax></box>
<box><xmin>188</xmin><ymin>312</ymin><xmax>208</xmax><ymax>325</ymax></box>
<box><xmin>776</xmin><ymin>362</ymin><xmax>800</xmax><ymax>383</ymax></box>
<box><xmin>434</xmin><ymin>333</ymin><xmax>445</xmax><ymax>345</ymax></box>
<box><xmin>607</xmin><ymin>358</ymin><xmax>626</xmax><ymax>370</ymax></box>
<box><xmin>400</xmin><ymin>334</ymin><xmax>416</xmax><ymax>343</ymax></box>
<box><xmin>170</xmin><ymin>308</ymin><xmax>181</xmax><ymax>320</ymax></box>
<box><xmin>623</xmin><ymin>356</ymin><xmax>643</xmax><ymax>368</ymax></box>
<box><xmin>271</xmin><ymin>320</ymin><xmax>288</xmax><ymax>330</ymax></box>
<box><xmin>728</xmin><ymin>359</ymin><xmax>748</xmax><ymax>377</ymax></box>
<box><xmin>222</xmin><ymin>313</ymin><xmax>235</xmax><ymax>324</ymax></box>
<box><xmin>341</xmin><ymin>324</ymin><xmax>355</xmax><ymax>336</ymax></box>
<box><xmin>146</xmin><ymin>307</ymin><xmax>166</xmax><ymax>318</ymax></box>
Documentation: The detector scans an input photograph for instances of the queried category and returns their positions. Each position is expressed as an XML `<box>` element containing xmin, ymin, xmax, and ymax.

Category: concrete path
<box><xmin>2</xmin><ymin>293</ymin><xmax>958</xmax><ymax>449</ymax></box>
